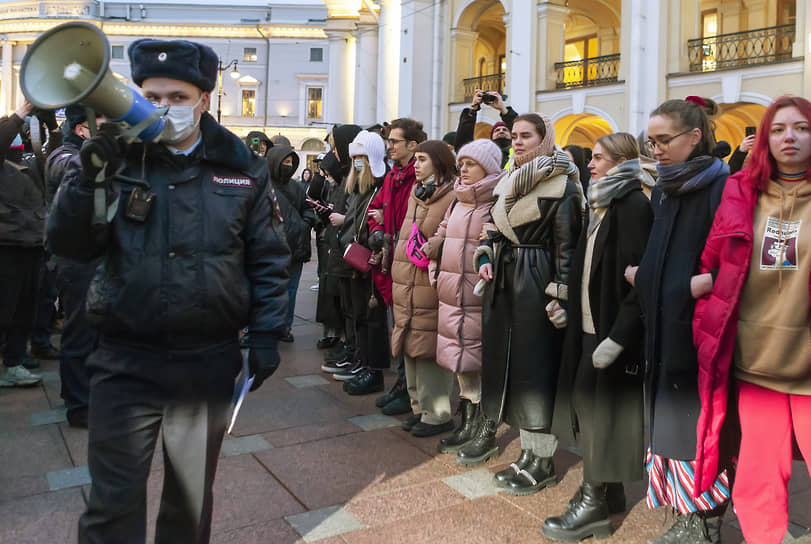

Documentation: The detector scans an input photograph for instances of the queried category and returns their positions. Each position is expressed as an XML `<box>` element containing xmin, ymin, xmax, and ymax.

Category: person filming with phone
<box><xmin>454</xmin><ymin>89</ymin><xmax>518</xmax><ymax>169</ymax></box>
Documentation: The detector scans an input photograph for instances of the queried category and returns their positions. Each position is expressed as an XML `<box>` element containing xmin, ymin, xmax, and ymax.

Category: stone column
<box><xmin>377</xmin><ymin>0</ymin><xmax>401</xmax><ymax>122</ymax></box>
<box><xmin>797</xmin><ymin>0</ymin><xmax>811</xmax><ymax>96</ymax></box>
<box><xmin>598</xmin><ymin>27</ymin><xmax>620</xmax><ymax>56</ymax></box>
<box><xmin>354</xmin><ymin>23</ymin><xmax>379</xmax><ymax>127</ymax></box>
<box><xmin>1</xmin><ymin>40</ymin><xmax>14</xmax><ymax>115</ymax></box>
<box><xmin>535</xmin><ymin>2</ymin><xmax>568</xmax><ymax>100</ymax></box>
<box><xmin>623</xmin><ymin>0</ymin><xmax>663</xmax><ymax>135</ymax></box>
<box><xmin>326</xmin><ymin>20</ymin><xmax>357</xmax><ymax>125</ymax></box>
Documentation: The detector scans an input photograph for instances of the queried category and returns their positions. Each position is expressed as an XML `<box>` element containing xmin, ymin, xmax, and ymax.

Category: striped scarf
<box><xmin>502</xmin><ymin>150</ymin><xmax>573</xmax><ymax>216</ymax></box>
<box><xmin>586</xmin><ymin>159</ymin><xmax>644</xmax><ymax>235</ymax></box>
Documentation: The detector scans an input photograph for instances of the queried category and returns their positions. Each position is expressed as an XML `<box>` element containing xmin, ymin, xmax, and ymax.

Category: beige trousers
<box><xmin>456</xmin><ymin>372</ymin><xmax>482</xmax><ymax>403</ymax></box>
<box><xmin>404</xmin><ymin>354</ymin><xmax>454</xmax><ymax>425</ymax></box>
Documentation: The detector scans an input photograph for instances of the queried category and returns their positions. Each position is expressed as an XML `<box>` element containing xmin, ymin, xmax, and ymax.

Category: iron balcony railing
<box><xmin>462</xmin><ymin>72</ymin><xmax>505</xmax><ymax>101</ymax></box>
<box><xmin>554</xmin><ymin>54</ymin><xmax>620</xmax><ymax>89</ymax></box>
<box><xmin>688</xmin><ymin>24</ymin><xmax>795</xmax><ymax>72</ymax></box>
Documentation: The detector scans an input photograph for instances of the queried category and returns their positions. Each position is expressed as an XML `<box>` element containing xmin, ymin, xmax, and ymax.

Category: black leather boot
<box><xmin>605</xmin><ymin>482</ymin><xmax>626</xmax><ymax>514</ymax></box>
<box><xmin>438</xmin><ymin>400</ymin><xmax>479</xmax><ymax>453</ymax></box>
<box><xmin>375</xmin><ymin>374</ymin><xmax>405</xmax><ymax>408</ymax></box>
<box><xmin>343</xmin><ymin>368</ymin><xmax>383</xmax><ymax>395</ymax></box>
<box><xmin>455</xmin><ymin>415</ymin><xmax>498</xmax><ymax>466</ymax></box>
<box><xmin>650</xmin><ymin>512</ymin><xmax>721</xmax><ymax>544</ymax></box>
<box><xmin>494</xmin><ymin>449</ymin><xmax>533</xmax><ymax>487</ymax></box>
<box><xmin>504</xmin><ymin>454</ymin><xmax>557</xmax><ymax>496</ymax></box>
<box><xmin>541</xmin><ymin>481</ymin><xmax>611</xmax><ymax>541</ymax></box>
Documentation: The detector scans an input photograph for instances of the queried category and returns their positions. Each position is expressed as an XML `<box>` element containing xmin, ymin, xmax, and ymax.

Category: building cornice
<box><xmin>0</xmin><ymin>18</ymin><xmax>327</xmax><ymax>39</ymax></box>
<box><xmin>667</xmin><ymin>59</ymin><xmax>804</xmax><ymax>86</ymax></box>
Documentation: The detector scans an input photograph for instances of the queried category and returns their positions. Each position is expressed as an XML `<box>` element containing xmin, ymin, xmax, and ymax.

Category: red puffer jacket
<box><xmin>692</xmin><ymin>170</ymin><xmax>811</xmax><ymax>495</ymax></box>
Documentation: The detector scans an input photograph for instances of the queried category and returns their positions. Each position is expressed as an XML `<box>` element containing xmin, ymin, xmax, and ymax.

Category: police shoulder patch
<box><xmin>212</xmin><ymin>174</ymin><xmax>253</xmax><ymax>188</ymax></box>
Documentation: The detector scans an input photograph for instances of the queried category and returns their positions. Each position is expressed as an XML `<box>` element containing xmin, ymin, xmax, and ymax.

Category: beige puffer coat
<box><xmin>390</xmin><ymin>181</ymin><xmax>457</xmax><ymax>359</ymax></box>
<box><xmin>430</xmin><ymin>172</ymin><xmax>502</xmax><ymax>373</ymax></box>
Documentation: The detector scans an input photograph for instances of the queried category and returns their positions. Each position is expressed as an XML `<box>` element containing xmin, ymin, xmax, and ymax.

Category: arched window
<box><xmin>301</xmin><ymin>138</ymin><xmax>325</xmax><ymax>152</ymax></box>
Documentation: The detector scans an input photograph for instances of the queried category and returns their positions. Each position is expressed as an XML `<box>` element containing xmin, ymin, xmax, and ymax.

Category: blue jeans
<box><xmin>285</xmin><ymin>261</ymin><xmax>304</xmax><ymax>332</ymax></box>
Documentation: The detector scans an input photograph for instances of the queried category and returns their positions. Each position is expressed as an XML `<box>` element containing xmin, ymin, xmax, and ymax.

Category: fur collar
<box><xmin>491</xmin><ymin>169</ymin><xmax>568</xmax><ymax>244</ymax></box>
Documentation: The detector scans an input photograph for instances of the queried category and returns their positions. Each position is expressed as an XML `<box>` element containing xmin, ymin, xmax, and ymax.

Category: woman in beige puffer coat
<box><xmin>391</xmin><ymin>140</ymin><xmax>458</xmax><ymax>437</ymax></box>
<box><xmin>427</xmin><ymin>139</ymin><xmax>505</xmax><ymax>454</ymax></box>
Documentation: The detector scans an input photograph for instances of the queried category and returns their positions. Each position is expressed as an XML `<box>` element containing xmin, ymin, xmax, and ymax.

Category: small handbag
<box><xmin>342</xmin><ymin>188</ymin><xmax>378</xmax><ymax>274</ymax></box>
<box><xmin>406</xmin><ymin>221</ymin><xmax>430</xmax><ymax>270</ymax></box>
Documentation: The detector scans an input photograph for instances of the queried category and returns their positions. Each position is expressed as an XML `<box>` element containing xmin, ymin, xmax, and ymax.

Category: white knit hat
<box><xmin>457</xmin><ymin>139</ymin><xmax>502</xmax><ymax>176</ymax></box>
<box><xmin>348</xmin><ymin>130</ymin><xmax>386</xmax><ymax>178</ymax></box>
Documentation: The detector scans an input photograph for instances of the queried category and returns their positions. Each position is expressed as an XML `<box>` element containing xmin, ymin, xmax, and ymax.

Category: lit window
<box><xmin>111</xmin><ymin>45</ymin><xmax>124</xmax><ymax>59</ymax></box>
<box><xmin>307</xmin><ymin>87</ymin><xmax>322</xmax><ymax>120</ymax></box>
<box><xmin>242</xmin><ymin>90</ymin><xmax>256</xmax><ymax>117</ymax></box>
<box><xmin>243</xmin><ymin>47</ymin><xmax>257</xmax><ymax>62</ymax></box>
<box><xmin>310</xmin><ymin>48</ymin><xmax>323</xmax><ymax>62</ymax></box>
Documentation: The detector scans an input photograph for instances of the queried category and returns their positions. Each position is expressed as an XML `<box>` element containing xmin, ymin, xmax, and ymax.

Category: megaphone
<box><xmin>21</xmin><ymin>22</ymin><xmax>164</xmax><ymax>141</ymax></box>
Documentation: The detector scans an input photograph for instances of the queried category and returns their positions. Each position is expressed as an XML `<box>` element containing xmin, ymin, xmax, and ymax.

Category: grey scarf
<box><xmin>586</xmin><ymin>158</ymin><xmax>643</xmax><ymax>236</ymax></box>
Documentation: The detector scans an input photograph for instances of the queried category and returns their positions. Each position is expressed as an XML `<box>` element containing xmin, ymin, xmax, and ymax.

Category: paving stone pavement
<box><xmin>1</xmin><ymin>260</ymin><xmax>810</xmax><ymax>543</ymax></box>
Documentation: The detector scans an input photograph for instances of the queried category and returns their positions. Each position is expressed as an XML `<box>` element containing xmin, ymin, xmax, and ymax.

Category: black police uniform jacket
<box><xmin>46</xmin><ymin>113</ymin><xmax>291</xmax><ymax>347</ymax></box>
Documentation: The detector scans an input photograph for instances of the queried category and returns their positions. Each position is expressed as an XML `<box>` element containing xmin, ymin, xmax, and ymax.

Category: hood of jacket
<box><xmin>331</xmin><ymin>124</ymin><xmax>362</xmax><ymax>172</ymax></box>
<box><xmin>267</xmin><ymin>145</ymin><xmax>301</xmax><ymax>183</ymax></box>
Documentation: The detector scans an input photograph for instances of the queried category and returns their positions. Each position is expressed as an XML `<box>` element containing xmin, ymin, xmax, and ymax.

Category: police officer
<box><xmin>43</xmin><ymin>104</ymin><xmax>104</xmax><ymax>427</ymax></box>
<box><xmin>46</xmin><ymin>39</ymin><xmax>289</xmax><ymax>543</ymax></box>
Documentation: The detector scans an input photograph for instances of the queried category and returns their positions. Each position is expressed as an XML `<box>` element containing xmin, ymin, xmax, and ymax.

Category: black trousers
<box><xmin>79</xmin><ymin>339</ymin><xmax>240</xmax><ymax>544</ymax></box>
<box><xmin>0</xmin><ymin>246</ymin><xmax>44</xmax><ymax>365</ymax></box>
<box><xmin>31</xmin><ymin>257</ymin><xmax>58</xmax><ymax>348</ymax></box>
<box><xmin>54</xmin><ymin>257</ymin><xmax>98</xmax><ymax>412</ymax></box>
<box><xmin>348</xmin><ymin>276</ymin><xmax>389</xmax><ymax>369</ymax></box>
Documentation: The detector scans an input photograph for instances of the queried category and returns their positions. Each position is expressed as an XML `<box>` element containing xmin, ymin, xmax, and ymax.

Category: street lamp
<box><xmin>217</xmin><ymin>58</ymin><xmax>241</xmax><ymax>123</ymax></box>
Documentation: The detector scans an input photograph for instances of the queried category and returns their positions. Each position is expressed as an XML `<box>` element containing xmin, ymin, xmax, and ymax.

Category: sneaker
<box><xmin>321</xmin><ymin>357</ymin><xmax>354</xmax><ymax>374</ymax></box>
<box><xmin>309</xmin><ymin>283</ymin><xmax>319</xmax><ymax>291</ymax></box>
<box><xmin>324</xmin><ymin>344</ymin><xmax>352</xmax><ymax>363</ymax></box>
<box><xmin>0</xmin><ymin>365</ymin><xmax>43</xmax><ymax>387</ymax></box>
<box><xmin>22</xmin><ymin>356</ymin><xmax>41</xmax><ymax>370</ymax></box>
<box><xmin>343</xmin><ymin>368</ymin><xmax>384</xmax><ymax>395</ymax></box>
<box><xmin>30</xmin><ymin>344</ymin><xmax>60</xmax><ymax>360</ymax></box>
<box><xmin>333</xmin><ymin>361</ymin><xmax>363</xmax><ymax>382</ymax></box>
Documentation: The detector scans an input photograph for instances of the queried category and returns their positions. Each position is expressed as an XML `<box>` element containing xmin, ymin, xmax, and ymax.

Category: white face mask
<box><xmin>162</xmin><ymin>95</ymin><xmax>203</xmax><ymax>145</ymax></box>
<box><xmin>353</xmin><ymin>158</ymin><xmax>365</xmax><ymax>172</ymax></box>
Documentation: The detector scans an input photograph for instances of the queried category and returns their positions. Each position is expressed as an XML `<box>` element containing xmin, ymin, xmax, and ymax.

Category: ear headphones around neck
<box><xmin>415</xmin><ymin>175</ymin><xmax>437</xmax><ymax>201</ymax></box>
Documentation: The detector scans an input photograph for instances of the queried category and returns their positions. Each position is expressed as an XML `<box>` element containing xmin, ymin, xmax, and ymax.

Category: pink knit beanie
<box><xmin>457</xmin><ymin>139</ymin><xmax>502</xmax><ymax>176</ymax></box>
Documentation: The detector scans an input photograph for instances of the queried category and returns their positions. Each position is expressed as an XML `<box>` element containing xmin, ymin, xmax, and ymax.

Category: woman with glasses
<box><xmin>631</xmin><ymin>98</ymin><xmax>731</xmax><ymax>544</ymax></box>
<box><xmin>390</xmin><ymin>140</ymin><xmax>458</xmax><ymax>437</ymax></box>
<box><xmin>429</xmin><ymin>139</ymin><xmax>505</xmax><ymax>454</ymax></box>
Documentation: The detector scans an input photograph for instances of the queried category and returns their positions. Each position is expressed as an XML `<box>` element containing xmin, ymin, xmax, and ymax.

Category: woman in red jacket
<box><xmin>694</xmin><ymin>95</ymin><xmax>811</xmax><ymax>544</ymax></box>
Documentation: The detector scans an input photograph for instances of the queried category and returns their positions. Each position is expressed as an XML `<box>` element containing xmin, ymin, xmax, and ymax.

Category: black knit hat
<box><xmin>65</xmin><ymin>104</ymin><xmax>87</xmax><ymax>129</ymax></box>
<box><xmin>128</xmin><ymin>39</ymin><xmax>218</xmax><ymax>92</ymax></box>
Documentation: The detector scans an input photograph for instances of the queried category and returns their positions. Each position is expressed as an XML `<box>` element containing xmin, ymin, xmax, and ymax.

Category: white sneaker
<box><xmin>309</xmin><ymin>283</ymin><xmax>319</xmax><ymax>291</ymax></box>
<box><xmin>0</xmin><ymin>365</ymin><xmax>43</xmax><ymax>387</ymax></box>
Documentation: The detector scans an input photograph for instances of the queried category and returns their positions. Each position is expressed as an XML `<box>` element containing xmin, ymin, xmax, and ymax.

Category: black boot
<box><xmin>494</xmin><ymin>449</ymin><xmax>533</xmax><ymax>487</ymax></box>
<box><xmin>504</xmin><ymin>454</ymin><xmax>557</xmax><ymax>496</ymax></box>
<box><xmin>649</xmin><ymin>512</ymin><xmax>721</xmax><ymax>544</ymax></box>
<box><xmin>438</xmin><ymin>400</ymin><xmax>479</xmax><ymax>453</ymax></box>
<box><xmin>343</xmin><ymin>368</ymin><xmax>384</xmax><ymax>395</ymax></box>
<box><xmin>375</xmin><ymin>374</ymin><xmax>405</xmax><ymax>408</ymax></box>
<box><xmin>455</xmin><ymin>415</ymin><xmax>498</xmax><ymax>466</ymax></box>
<box><xmin>541</xmin><ymin>482</ymin><xmax>611</xmax><ymax>541</ymax></box>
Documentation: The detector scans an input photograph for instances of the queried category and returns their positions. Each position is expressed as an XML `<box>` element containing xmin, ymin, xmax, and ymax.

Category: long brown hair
<box><xmin>650</xmin><ymin>99</ymin><xmax>716</xmax><ymax>158</ymax></box>
<box><xmin>416</xmin><ymin>140</ymin><xmax>458</xmax><ymax>184</ymax></box>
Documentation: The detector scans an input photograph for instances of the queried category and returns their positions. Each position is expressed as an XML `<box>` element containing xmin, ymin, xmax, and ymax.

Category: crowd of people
<box><xmin>0</xmin><ymin>33</ymin><xmax>809</xmax><ymax>544</ymax></box>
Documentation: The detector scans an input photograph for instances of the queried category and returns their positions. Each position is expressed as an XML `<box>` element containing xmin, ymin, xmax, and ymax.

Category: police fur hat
<box><xmin>128</xmin><ymin>39</ymin><xmax>218</xmax><ymax>92</ymax></box>
<box><xmin>65</xmin><ymin>104</ymin><xmax>87</xmax><ymax>130</ymax></box>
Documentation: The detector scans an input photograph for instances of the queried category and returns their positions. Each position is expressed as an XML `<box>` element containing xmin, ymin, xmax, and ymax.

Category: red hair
<box><xmin>745</xmin><ymin>95</ymin><xmax>811</xmax><ymax>191</ymax></box>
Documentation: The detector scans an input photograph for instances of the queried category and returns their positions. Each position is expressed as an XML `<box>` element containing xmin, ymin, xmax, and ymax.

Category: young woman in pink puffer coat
<box><xmin>426</xmin><ymin>139</ymin><xmax>505</xmax><ymax>456</ymax></box>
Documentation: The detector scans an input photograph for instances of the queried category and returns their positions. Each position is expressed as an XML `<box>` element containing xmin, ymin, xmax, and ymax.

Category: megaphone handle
<box><xmin>85</xmin><ymin>107</ymin><xmax>98</xmax><ymax>137</ymax></box>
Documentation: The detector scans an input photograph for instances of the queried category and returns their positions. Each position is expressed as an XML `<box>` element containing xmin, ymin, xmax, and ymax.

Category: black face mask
<box><xmin>279</xmin><ymin>164</ymin><xmax>295</xmax><ymax>180</ymax></box>
<box><xmin>493</xmin><ymin>137</ymin><xmax>511</xmax><ymax>149</ymax></box>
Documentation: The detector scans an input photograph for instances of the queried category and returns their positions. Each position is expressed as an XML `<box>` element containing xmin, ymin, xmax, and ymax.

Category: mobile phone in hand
<box><xmin>745</xmin><ymin>126</ymin><xmax>756</xmax><ymax>137</ymax></box>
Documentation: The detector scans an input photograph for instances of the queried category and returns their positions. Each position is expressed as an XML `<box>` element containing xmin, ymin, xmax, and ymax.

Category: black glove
<box><xmin>247</xmin><ymin>331</ymin><xmax>281</xmax><ymax>391</ymax></box>
<box><xmin>80</xmin><ymin>123</ymin><xmax>124</xmax><ymax>184</ymax></box>
<box><xmin>34</xmin><ymin>109</ymin><xmax>58</xmax><ymax>132</ymax></box>
<box><xmin>368</xmin><ymin>229</ymin><xmax>385</xmax><ymax>252</ymax></box>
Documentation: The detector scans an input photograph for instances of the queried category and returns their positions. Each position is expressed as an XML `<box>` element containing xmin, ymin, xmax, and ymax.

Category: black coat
<box><xmin>44</xmin><ymin>132</ymin><xmax>83</xmax><ymax>203</ymax></box>
<box><xmin>46</xmin><ymin>112</ymin><xmax>291</xmax><ymax>346</ymax></box>
<box><xmin>455</xmin><ymin>106</ymin><xmax>518</xmax><ymax>167</ymax></box>
<box><xmin>481</xmin><ymin>177</ymin><xmax>582</xmax><ymax>430</ymax></box>
<box><xmin>552</xmin><ymin>189</ymin><xmax>652</xmax><ymax>482</ymax></box>
<box><xmin>268</xmin><ymin>147</ymin><xmax>315</xmax><ymax>264</ymax></box>
<box><xmin>635</xmin><ymin>172</ymin><xmax>726</xmax><ymax>459</ymax></box>
<box><xmin>0</xmin><ymin>114</ymin><xmax>46</xmax><ymax>248</ymax></box>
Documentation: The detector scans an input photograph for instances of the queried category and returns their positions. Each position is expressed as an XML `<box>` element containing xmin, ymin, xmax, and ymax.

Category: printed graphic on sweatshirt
<box><xmin>760</xmin><ymin>216</ymin><xmax>801</xmax><ymax>270</ymax></box>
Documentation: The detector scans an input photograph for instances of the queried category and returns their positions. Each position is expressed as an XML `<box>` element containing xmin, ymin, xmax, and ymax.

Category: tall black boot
<box><xmin>455</xmin><ymin>415</ymin><xmax>498</xmax><ymax>466</ymax></box>
<box><xmin>438</xmin><ymin>400</ymin><xmax>479</xmax><ymax>453</ymax></box>
<box><xmin>541</xmin><ymin>481</ymin><xmax>612</xmax><ymax>541</ymax></box>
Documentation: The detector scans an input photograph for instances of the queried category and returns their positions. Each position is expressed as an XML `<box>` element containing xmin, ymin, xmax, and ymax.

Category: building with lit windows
<box><xmin>3</xmin><ymin>1</ymin><xmax>811</xmax><ymax>156</ymax></box>
<box><xmin>0</xmin><ymin>0</ymin><xmax>333</xmax><ymax>172</ymax></box>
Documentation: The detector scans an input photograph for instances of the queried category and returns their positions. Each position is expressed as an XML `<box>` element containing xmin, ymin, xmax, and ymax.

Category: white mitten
<box><xmin>545</xmin><ymin>300</ymin><xmax>568</xmax><ymax>329</ymax></box>
<box><xmin>592</xmin><ymin>337</ymin><xmax>624</xmax><ymax>369</ymax></box>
